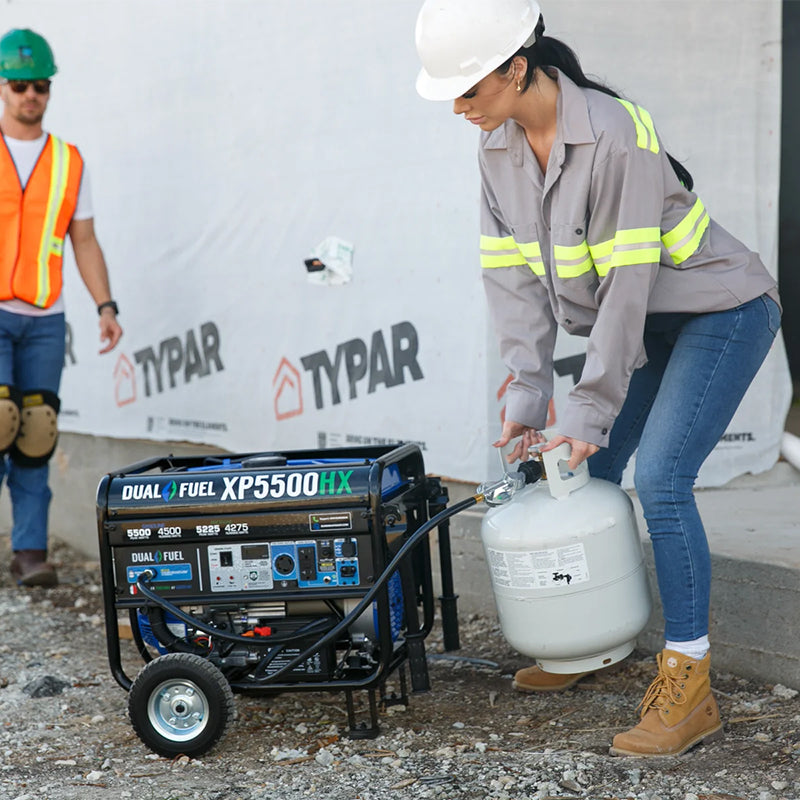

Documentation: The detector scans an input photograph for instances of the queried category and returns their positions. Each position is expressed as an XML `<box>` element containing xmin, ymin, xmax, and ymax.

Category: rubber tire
<box><xmin>128</xmin><ymin>653</ymin><xmax>235</xmax><ymax>758</ymax></box>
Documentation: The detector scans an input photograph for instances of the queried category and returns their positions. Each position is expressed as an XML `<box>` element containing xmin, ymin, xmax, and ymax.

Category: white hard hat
<box><xmin>415</xmin><ymin>0</ymin><xmax>541</xmax><ymax>101</ymax></box>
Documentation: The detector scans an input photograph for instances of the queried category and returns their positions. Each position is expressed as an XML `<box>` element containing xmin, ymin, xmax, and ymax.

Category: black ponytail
<box><xmin>504</xmin><ymin>16</ymin><xmax>694</xmax><ymax>191</ymax></box>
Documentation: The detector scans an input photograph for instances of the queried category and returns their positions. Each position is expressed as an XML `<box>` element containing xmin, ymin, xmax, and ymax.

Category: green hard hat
<box><xmin>0</xmin><ymin>29</ymin><xmax>57</xmax><ymax>80</ymax></box>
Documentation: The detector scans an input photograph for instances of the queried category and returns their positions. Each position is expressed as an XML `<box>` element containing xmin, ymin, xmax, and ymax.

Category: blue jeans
<box><xmin>588</xmin><ymin>294</ymin><xmax>781</xmax><ymax>642</ymax></box>
<box><xmin>0</xmin><ymin>310</ymin><xmax>66</xmax><ymax>552</ymax></box>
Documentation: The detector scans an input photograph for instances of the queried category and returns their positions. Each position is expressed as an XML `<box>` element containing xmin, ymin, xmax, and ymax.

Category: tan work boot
<box><xmin>512</xmin><ymin>664</ymin><xmax>595</xmax><ymax>693</ymax></box>
<box><xmin>609</xmin><ymin>649</ymin><xmax>723</xmax><ymax>757</ymax></box>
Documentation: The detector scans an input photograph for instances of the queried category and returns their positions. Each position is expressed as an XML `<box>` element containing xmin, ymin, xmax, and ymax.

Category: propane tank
<box><xmin>480</xmin><ymin>442</ymin><xmax>652</xmax><ymax>673</ymax></box>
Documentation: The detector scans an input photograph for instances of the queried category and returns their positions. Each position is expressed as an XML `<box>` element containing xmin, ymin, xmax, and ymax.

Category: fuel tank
<box><xmin>481</xmin><ymin>443</ymin><xmax>653</xmax><ymax>673</ymax></box>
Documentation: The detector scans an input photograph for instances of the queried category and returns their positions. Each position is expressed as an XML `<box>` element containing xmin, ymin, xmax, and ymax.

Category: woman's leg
<box><xmin>633</xmin><ymin>296</ymin><xmax>780</xmax><ymax>642</ymax></box>
<box><xmin>611</xmin><ymin>295</ymin><xmax>780</xmax><ymax>758</ymax></box>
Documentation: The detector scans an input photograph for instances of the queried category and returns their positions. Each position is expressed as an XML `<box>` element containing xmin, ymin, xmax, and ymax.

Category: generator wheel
<box><xmin>128</xmin><ymin>653</ymin><xmax>235</xmax><ymax>758</ymax></box>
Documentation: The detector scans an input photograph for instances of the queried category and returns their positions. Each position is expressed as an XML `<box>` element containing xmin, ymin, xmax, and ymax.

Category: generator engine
<box><xmin>97</xmin><ymin>444</ymin><xmax>460</xmax><ymax>757</ymax></box>
<box><xmin>133</xmin><ymin>579</ymin><xmax>405</xmax><ymax>682</ymax></box>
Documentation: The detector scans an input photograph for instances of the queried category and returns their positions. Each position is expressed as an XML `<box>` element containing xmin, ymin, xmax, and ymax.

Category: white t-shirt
<box><xmin>1</xmin><ymin>132</ymin><xmax>93</xmax><ymax>316</ymax></box>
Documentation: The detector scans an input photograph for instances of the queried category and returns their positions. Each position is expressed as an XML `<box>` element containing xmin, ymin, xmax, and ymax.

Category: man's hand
<box><xmin>99</xmin><ymin>309</ymin><xmax>123</xmax><ymax>353</ymax></box>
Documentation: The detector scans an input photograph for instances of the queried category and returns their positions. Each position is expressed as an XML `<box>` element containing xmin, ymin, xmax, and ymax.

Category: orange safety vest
<box><xmin>0</xmin><ymin>133</ymin><xmax>84</xmax><ymax>308</ymax></box>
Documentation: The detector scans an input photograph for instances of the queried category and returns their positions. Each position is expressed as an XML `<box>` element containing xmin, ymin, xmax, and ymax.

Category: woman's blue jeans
<box><xmin>587</xmin><ymin>294</ymin><xmax>781</xmax><ymax>642</ymax></box>
<box><xmin>0</xmin><ymin>310</ymin><xmax>66</xmax><ymax>552</ymax></box>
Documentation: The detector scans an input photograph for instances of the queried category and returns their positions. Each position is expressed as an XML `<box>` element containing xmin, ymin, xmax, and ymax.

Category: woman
<box><xmin>415</xmin><ymin>0</ymin><xmax>781</xmax><ymax>757</ymax></box>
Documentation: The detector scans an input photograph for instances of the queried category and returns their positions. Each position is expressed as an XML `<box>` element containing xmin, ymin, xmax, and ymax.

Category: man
<box><xmin>0</xmin><ymin>28</ymin><xmax>122</xmax><ymax>587</ymax></box>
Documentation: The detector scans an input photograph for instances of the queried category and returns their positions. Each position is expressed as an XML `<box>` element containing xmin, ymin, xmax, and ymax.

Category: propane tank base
<box><xmin>535</xmin><ymin>640</ymin><xmax>635</xmax><ymax>675</ymax></box>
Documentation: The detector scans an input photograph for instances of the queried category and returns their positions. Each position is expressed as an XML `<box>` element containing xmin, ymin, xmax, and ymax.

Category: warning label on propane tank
<box><xmin>487</xmin><ymin>543</ymin><xmax>590</xmax><ymax>589</ymax></box>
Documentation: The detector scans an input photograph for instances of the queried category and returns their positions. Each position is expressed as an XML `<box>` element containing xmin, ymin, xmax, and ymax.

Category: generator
<box><xmin>96</xmin><ymin>444</ymin><xmax>464</xmax><ymax>758</ymax></box>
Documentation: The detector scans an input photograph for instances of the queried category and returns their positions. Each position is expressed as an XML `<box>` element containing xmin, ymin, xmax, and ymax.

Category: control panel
<box><xmin>114</xmin><ymin>532</ymin><xmax>371</xmax><ymax>601</ymax></box>
<box><xmin>207</xmin><ymin>537</ymin><xmax>361</xmax><ymax>592</ymax></box>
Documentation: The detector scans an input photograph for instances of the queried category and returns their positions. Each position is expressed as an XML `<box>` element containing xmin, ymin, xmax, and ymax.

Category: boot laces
<box><xmin>637</xmin><ymin>654</ymin><xmax>690</xmax><ymax>718</ymax></box>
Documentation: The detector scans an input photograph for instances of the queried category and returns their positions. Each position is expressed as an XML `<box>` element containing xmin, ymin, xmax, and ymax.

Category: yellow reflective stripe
<box><xmin>35</xmin><ymin>137</ymin><xmax>69</xmax><ymax>307</ymax></box>
<box><xmin>590</xmin><ymin>227</ymin><xmax>661</xmax><ymax>277</ymax></box>
<box><xmin>615</xmin><ymin>227</ymin><xmax>660</xmax><ymax>246</ymax></box>
<box><xmin>617</xmin><ymin>99</ymin><xmax>659</xmax><ymax>154</ymax></box>
<box><xmin>607</xmin><ymin>247</ymin><xmax>661</xmax><ymax>270</ymax></box>
<box><xmin>480</xmin><ymin>234</ymin><xmax>515</xmax><ymax>250</ymax></box>
<box><xmin>588</xmin><ymin>238</ymin><xmax>614</xmax><ymax>262</ymax></box>
<box><xmin>553</xmin><ymin>241</ymin><xmax>592</xmax><ymax>278</ymax></box>
<box><xmin>480</xmin><ymin>234</ymin><xmax>526</xmax><ymax>269</ymax></box>
<box><xmin>517</xmin><ymin>241</ymin><xmax>541</xmax><ymax>259</ymax></box>
<box><xmin>480</xmin><ymin>234</ymin><xmax>544</xmax><ymax>275</ymax></box>
<box><xmin>517</xmin><ymin>240</ymin><xmax>545</xmax><ymax>275</ymax></box>
<box><xmin>635</xmin><ymin>105</ymin><xmax>659</xmax><ymax>154</ymax></box>
<box><xmin>661</xmin><ymin>199</ymin><xmax>710</xmax><ymax>265</ymax></box>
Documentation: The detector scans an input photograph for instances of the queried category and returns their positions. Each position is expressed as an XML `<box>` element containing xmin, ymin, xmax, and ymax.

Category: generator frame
<box><xmin>96</xmin><ymin>443</ymin><xmax>461</xmax><ymax>749</ymax></box>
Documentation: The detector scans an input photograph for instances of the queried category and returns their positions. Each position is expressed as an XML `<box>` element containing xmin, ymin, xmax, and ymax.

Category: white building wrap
<box><xmin>3</xmin><ymin>0</ymin><xmax>790</xmax><ymax>485</ymax></box>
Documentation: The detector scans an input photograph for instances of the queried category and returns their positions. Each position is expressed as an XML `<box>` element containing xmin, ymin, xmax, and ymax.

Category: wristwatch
<box><xmin>97</xmin><ymin>300</ymin><xmax>119</xmax><ymax>316</ymax></box>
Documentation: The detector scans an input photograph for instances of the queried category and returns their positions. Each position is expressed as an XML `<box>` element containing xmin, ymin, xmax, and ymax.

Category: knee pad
<box><xmin>0</xmin><ymin>385</ymin><xmax>22</xmax><ymax>455</ymax></box>
<box><xmin>10</xmin><ymin>390</ymin><xmax>60</xmax><ymax>467</ymax></box>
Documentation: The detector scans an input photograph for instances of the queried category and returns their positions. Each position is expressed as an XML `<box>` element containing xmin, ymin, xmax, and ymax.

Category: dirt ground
<box><xmin>1</xmin><ymin>534</ymin><xmax>799</xmax><ymax>800</ymax></box>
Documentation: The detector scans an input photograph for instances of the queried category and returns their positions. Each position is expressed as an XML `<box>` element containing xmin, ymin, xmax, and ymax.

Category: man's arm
<box><xmin>68</xmin><ymin>217</ymin><xmax>123</xmax><ymax>353</ymax></box>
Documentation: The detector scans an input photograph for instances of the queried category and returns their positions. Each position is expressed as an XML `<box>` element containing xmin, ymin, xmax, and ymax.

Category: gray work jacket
<box><xmin>479</xmin><ymin>69</ymin><xmax>779</xmax><ymax>447</ymax></box>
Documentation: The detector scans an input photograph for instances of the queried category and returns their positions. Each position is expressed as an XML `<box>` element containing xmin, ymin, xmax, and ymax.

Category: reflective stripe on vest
<box><xmin>0</xmin><ymin>134</ymin><xmax>83</xmax><ymax>308</ymax></box>
<box><xmin>662</xmin><ymin>198</ymin><xmax>710</xmax><ymax>265</ymax></box>
<box><xmin>480</xmin><ymin>234</ymin><xmax>544</xmax><ymax>275</ymax></box>
<box><xmin>589</xmin><ymin>227</ymin><xmax>661</xmax><ymax>277</ymax></box>
<box><xmin>617</xmin><ymin>99</ymin><xmax>660</xmax><ymax>155</ymax></box>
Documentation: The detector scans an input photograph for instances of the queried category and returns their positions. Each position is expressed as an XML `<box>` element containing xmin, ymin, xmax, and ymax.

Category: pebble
<box><xmin>22</xmin><ymin>676</ymin><xmax>70</xmax><ymax>698</ymax></box>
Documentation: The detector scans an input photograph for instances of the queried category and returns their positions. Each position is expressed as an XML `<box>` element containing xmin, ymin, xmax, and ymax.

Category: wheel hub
<box><xmin>148</xmin><ymin>679</ymin><xmax>209</xmax><ymax>741</ymax></box>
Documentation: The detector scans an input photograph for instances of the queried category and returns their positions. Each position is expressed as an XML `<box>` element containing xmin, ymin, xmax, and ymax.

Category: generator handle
<box><xmin>106</xmin><ymin>455</ymin><xmax>175</xmax><ymax>477</ymax></box>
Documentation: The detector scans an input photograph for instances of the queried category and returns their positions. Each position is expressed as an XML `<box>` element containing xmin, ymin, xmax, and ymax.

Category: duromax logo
<box><xmin>162</xmin><ymin>481</ymin><xmax>178</xmax><ymax>502</ymax></box>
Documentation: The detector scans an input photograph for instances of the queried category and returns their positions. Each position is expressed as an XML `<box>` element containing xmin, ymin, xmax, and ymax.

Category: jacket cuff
<box><xmin>558</xmin><ymin>402</ymin><xmax>614</xmax><ymax>448</ymax></box>
<box><xmin>504</xmin><ymin>385</ymin><xmax>550</xmax><ymax>430</ymax></box>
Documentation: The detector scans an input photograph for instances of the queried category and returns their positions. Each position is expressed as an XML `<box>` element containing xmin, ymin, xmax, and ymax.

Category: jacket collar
<box><xmin>481</xmin><ymin>68</ymin><xmax>596</xmax><ymax>166</ymax></box>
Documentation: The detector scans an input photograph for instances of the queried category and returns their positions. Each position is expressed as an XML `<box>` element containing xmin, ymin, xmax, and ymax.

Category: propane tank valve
<box><xmin>477</xmin><ymin>460</ymin><xmax>541</xmax><ymax>506</ymax></box>
<box><xmin>518</xmin><ymin>460</ymin><xmax>543</xmax><ymax>486</ymax></box>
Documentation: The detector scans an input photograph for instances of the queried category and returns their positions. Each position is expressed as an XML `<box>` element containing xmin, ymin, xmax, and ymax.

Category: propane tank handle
<box><xmin>540</xmin><ymin>442</ymin><xmax>590</xmax><ymax>499</ymax></box>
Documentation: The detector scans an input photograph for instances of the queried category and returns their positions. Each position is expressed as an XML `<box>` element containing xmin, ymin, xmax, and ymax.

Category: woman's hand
<box><xmin>541</xmin><ymin>435</ymin><xmax>598</xmax><ymax>470</ymax></box>
<box><xmin>493</xmin><ymin>420</ymin><xmax>545</xmax><ymax>463</ymax></box>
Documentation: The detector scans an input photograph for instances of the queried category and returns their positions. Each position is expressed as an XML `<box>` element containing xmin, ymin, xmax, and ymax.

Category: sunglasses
<box><xmin>2</xmin><ymin>79</ymin><xmax>51</xmax><ymax>95</ymax></box>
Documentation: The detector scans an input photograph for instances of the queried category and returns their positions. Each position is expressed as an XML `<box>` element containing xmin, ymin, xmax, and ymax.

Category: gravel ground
<box><xmin>1</xmin><ymin>534</ymin><xmax>799</xmax><ymax>800</ymax></box>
